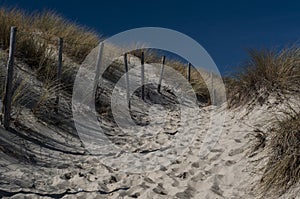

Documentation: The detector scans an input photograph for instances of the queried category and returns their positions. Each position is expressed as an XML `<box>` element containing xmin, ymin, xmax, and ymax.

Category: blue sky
<box><xmin>2</xmin><ymin>0</ymin><xmax>300</xmax><ymax>74</ymax></box>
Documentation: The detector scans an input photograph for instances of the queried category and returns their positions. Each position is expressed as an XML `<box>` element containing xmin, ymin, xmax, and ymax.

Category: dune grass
<box><xmin>0</xmin><ymin>7</ymin><xmax>100</xmax><ymax>62</ymax></box>
<box><xmin>168</xmin><ymin>59</ymin><xmax>211</xmax><ymax>103</ymax></box>
<box><xmin>0</xmin><ymin>7</ymin><xmax>99</xmax><ymax>85</ymax></box>
<box><xmin>224</xmin><ymin>45</ymin><xmax>300</xmax><ymax>196</ymax></box>
<box><xmin>227</xmin><ymin>46</ymin><xmax>300</xmax><ymax>108</ymax></box>
<box><xmin>260</xmin><ymin>105</ymin><xmax>300</xmax><ymax>197</ymax></box>
<box><xmin>130</xmin><ymin>49</ymin><xmax>211</xmax><ymax>103</ymax></box>
<box><xmin>0</xmin><ymin>7</ymin><xmax>100</xmax><ymax>120</ymax></box>
<box><xmin>0</xmin><ymin>7</ymin><xmax>212</xmax><ymax>106</ymax></box>
<box><xmin>1</xmin><ymin>7</ymin><xmax>300</xmax><ymax>198</ymax></box>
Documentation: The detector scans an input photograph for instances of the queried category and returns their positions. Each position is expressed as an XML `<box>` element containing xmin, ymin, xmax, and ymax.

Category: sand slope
<box><xmin>1</xmin><ymin>101</ymin><xmax>297</xmax><ymax>199</ymax></box>
<box><xmin>1</xmin><ymin>55</ymin><xmax>299</xmax><ymax>198</ymax></box>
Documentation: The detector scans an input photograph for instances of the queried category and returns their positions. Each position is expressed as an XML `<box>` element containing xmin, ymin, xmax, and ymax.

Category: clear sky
<box><xmin>2</xmin><ymin>0</ymin><xmax>300</xmax><ymax>74</ymax></box>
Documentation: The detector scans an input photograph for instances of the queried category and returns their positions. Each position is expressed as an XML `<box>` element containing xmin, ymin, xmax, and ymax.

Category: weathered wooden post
<box><xmin>141</xmin><ymin>51</ymin><xmax>145</xmax><ymax>100</ymax></box>
<box><xmin>187</xmin><ymin>62</ymin><xmax>191</xmax><ymax>82</ymax></box>
<box><xmin>124</xmin><ymin>53</ymin><xmax>131</xmax><ymax>109</ymax></box>
<box><xmin>3</xmin><ymin>26</ymin><xmax>17</xmax><ymax>129</ymax></box>
<box><xmin>211</xmin><ymin>72</ymin><xmax>215</xmax><ymax>105</ymax></box>
<box><xmin>94</xmin><ymin>42</ymin><xmax>104</xmax><ymax>95</ymax></box>
<box><xmin>213</xmin><ymin>88</ymin><xmax>216</xmax><ymax>106</ymax></box>
<box><xmin>157</xmin><ymin>55</ymin><xmax>166</xmax><ymax>93</ymax></box>
<box><xmin>55</xmin><ymin>37</ymin><xmax>63</xmax><ymax>113</ymax></box>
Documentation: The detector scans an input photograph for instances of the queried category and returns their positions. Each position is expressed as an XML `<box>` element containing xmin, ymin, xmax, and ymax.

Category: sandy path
<box><xmin>2</xmin><ymin>56</ymin><xmax>298</xmax><ymax>198</ymax></box>
<box><xmin>0</xmin><ymin>103</ymin><xmax>270</xmax><ymax>199</ymax></box>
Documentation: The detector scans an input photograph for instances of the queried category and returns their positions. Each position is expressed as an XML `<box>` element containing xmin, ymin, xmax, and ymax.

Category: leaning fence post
<box><xmin>3</xmin><ymin>26</ymin><xmax>17</xmax><ymax>129</ymax></box>
<box><xmin>157</xmin><ymin>55</ymin><xmax>166</xmax><ymax>93</ymax></box>
<box><xmin>94</xmin><ymin>42</ymin><xmax>104</xmax><ymax>95</ymax></box>
<box><xmin>55</xmin><ymin>37</ymin><xmax>63</xmax><ymax>113</ymax></box>
<box><xmin>141</xmin><ymin>52</ymin><xmax>145</xmax><ymax>100</ymax></box>
<box><xmin>124</xmin><ymin>53</ymin><xmax>131</xmax><ymax>109</ymax></box>
<box><xmin>211</xmin><ymin>72</ymin><xmax>215</xmax><ymax>105</ymax></box>
<box><xmin>187</xmin><ymin>62</ymin><xmax>191</xmax><ymax>82</ymax></box>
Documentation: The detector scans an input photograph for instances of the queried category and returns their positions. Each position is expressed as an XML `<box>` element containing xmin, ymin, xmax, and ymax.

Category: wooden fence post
<box><xmin>55</xmin><ymin>37</ymin><xmax>63</xmax><ymax>113</ymax></box>
<box><xmin>157</xmin><ymin>55</ymin><xmax>166</xmax><ymax>93</ymax></box>
<box><xmin>211</xmin><ymin>72</ymin><xmax>215</xmax><ymax>105</ymax></box>
<box><xmin>187</xmin><ymin>62</ymin><xmax>191</xmax><ymax>82</ymax></box>
<box><xmin>94</xmin><ymin>42</ymin><xmax>104</xmax><ymax>95</ymax></box>
<box><xmin>141</xmin><ymin>52</ymin><xmax>145</xmax><ymax>100</ymax></box>
<box><xmin>3</xmin><ymin>26</ymin><xmax>17</xmax><ymax>129</ymax></box>
<box><xmin>124</xmin><ymin>53</ymin><xmax>131</xmax><ymax>109</ymax></box>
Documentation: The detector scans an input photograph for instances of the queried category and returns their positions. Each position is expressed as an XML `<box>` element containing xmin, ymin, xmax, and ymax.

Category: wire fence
<box><xmin>1</xmin><ymin>26</ymin><xmax>214</xmax><ymax>130</ymax></box>
<box><xmin>0</xmin><ymin>26</ymin><xmax>94</xmax><ymax>129</ymax></box>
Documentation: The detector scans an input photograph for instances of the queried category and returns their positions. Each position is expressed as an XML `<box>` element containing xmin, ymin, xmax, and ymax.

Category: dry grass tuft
<box><xmin>227</xmin><ymin>46</ymin><xmax>300</xmax><ymax>108</ymax></box>
<box><xmin>0</xmin><ymin>7</ymin><xmax>99</xmax><ymax>62</ymax></box>
<box><xmin>0</xmin><ymin>7</ymin><xmax>99</xmax><ymax>86</ymax></box>
<box><xmin>260</xmin><ymin>106</ymin><xmax>300</xmax><ymax>196</ymax></box>
<box><xmin>130</xmin><ymin>49</ymin><xmax>211</xmax><ymax>103</ymax></box>
<box><xmin>168</xmin><ymin>59</ymin><xmax>210</xmax><ymax>103</ymax></box>
<box><xmin>0</xmin><ymin>7</ymin><xmax>100</xmax><ymax>117</ymax></box>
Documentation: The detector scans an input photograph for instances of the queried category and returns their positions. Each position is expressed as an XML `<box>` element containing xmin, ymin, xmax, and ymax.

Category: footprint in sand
<box><xmin>152</xmin><ymin>183</ymin><xmax>168</xmax><ymax>195</ymax></box>
<box><xmin>191</xmin><ymin>161</ymin><xmax>200</xmax><ymax>168</ymax></box>
<box><xmin>228</xmin><ymin>147</ymin><xmax>245</xmax><ymax>156</ymax></box>
<box><xmin>175</xmin><ymin>185</ymin><xmax>195</xmax><ymax>199</ymax></box>
<box><xmin>225</xmin><ymin>160</ymin><xmax>236</xmax><ymax>166</ymax></box>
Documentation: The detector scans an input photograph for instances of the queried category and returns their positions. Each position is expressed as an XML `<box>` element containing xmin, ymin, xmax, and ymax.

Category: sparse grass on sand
<box><xmin>130</xmin><ymin>49</ymin><xmax>211</xmax><ymax>103</ymax></box>
<box><xmin>260</xmin><ymin>105</ymin><xmax>300</xmax><ymax>197</ymax></box>
<box><xmin>0</xmin><ymin>7</ymin><xmax>99</xmax><ymax>63</ymax></box>
<box><xmin>225</xmin><ymin>45</ymin><xmax>300</xmax><ymax>197</ymax></box>
<box><xmin>1</xmin><ymin>6</ymin><xmax>300</xmax><ymax>199</ymax></box>
<box><xmin>0</xmin><ymin>7</ymin><xmax>100</xmax><ymax>119</ymax></box>
<box><xmin>227</xmin><ymin>46</ymin><xmax>300</xmax><ymax>108</ymax></box>
<box><xmin>0</xmin><ymin>7</ymin><xmax>212</xmax><ymax>104</ymax></box>
<box><xmin>0</xmin><ymin>7</ymin><xmax>99</xmax><ymax>85</ymax></box>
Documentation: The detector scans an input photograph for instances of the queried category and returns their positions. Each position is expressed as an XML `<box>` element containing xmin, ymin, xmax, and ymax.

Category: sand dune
<box><xmin>0</xmin><ymin>55</ymin><xmax>299</xmax><ymax>199</ymax></box>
